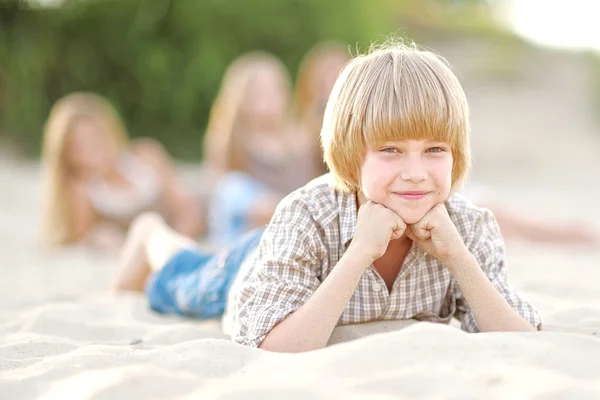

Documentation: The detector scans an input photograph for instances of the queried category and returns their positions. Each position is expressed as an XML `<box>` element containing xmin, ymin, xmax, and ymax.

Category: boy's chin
<box><xmin>395</xmin><ymin>208</ymin><xmax>431</xmax><ymax>225</ymax></box>
<box><xmin>399</xmin><ymin>215</ymin><xmax>424</xmax><ymax>225</ymax></box>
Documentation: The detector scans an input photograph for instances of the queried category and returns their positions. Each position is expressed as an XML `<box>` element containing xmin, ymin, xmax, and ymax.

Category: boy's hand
<box><xmin>350</xmin><ymin>201</ymin><xmax>406</xmax><ymax>264</ymax></box>
<box><xmin>406</xmin><ymin>203</ymin><xmax>466</xmax><ymax>262</ymax></box>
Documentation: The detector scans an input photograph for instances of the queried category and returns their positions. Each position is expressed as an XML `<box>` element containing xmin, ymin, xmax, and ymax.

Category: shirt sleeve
<box><xmin>454</xmin><ymin>208</ymin><xmax>543</xmax><ymax>332</ymax></box>
<box><xmin>229</xmin><ymin>197</ymin><xmax>324</xmax><ymax>348</ymax></box>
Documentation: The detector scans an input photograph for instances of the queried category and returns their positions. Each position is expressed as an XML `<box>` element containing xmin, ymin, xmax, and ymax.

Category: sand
<box><xmin>2</xmin><ymin>45</ymin><xmax>600</xmax><ymax>399</ymax></box>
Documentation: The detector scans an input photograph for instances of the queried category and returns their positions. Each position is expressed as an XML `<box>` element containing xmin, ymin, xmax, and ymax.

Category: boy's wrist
<box><xmin>440</xmin><ymin>244</ymin><xmax>473</xmax><ymax>273</ymax></box>
<box><xmin>343</xmin><ymin>243</ymin><xmax>375</xmax><ymax>270</ymax></box>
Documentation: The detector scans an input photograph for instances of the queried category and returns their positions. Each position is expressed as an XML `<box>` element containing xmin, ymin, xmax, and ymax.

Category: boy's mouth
<box><xmin>394</xmin><ymin>191</ymin><xmax>431</xmax><ymax>200</ymax></box>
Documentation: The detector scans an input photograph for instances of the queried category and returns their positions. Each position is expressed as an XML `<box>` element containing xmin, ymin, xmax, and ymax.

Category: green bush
<box><xmin>0</xmin><ymin>0</ymin><xmax>397</xmax><ymax>159</ymax></box>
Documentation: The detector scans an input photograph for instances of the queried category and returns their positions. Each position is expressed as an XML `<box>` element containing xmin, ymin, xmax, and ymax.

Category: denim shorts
<box><xmin>145</xmin><ymin>227</ymin><xmax>265</xmax><ymax>319</ymax></box>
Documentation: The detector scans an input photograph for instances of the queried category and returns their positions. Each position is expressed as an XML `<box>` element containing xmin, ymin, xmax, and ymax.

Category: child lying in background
<box><xmin>41</xmin><ymin>92</ymin><xmax>204</xmax><ymax>251</ymax></box>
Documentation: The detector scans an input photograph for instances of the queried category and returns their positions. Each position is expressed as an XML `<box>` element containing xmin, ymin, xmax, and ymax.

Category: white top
<box><xmin>87</xmin><ymin>153</ymin><xmax>162</xmax><ymax>224</ymax></box>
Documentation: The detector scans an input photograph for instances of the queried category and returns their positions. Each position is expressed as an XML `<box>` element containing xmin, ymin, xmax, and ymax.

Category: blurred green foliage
<box><xmin>0</xmin><ymin>0</ymin><xmax>400</xmax><ymax>159</ymax></box>
<box><xmin>0</xmin><ymin>0</ymin><xmax>503</xmax><ymax>159</ymax></box>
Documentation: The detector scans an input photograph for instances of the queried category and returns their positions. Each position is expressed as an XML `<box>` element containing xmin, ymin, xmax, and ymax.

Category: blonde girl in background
<box><xmin>203</xmin><ymin>52</ymin><xmax>299</xmax><ymax>247</ymax></box>
<box><xmin>292</xmin><ymin>41</ymin><xmax>351</xmax><ymax>183</ymax></box>
<box><xmin>41</xmin><ymin>92</ymin><xmax>204</xmax><ymax>251</ymax></box>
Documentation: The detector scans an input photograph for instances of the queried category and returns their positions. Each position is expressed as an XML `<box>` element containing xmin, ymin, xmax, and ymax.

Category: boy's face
<box><xmin>359</xmin><ymin>139</ymin><xmax>453</xmax><ymax>224</ymax></box>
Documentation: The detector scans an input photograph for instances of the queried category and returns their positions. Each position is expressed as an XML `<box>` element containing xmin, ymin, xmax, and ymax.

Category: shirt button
<box><xmin>372</xmin><ymin>283</ymin><xmax>383</xmax><ymax>292</ymax></box>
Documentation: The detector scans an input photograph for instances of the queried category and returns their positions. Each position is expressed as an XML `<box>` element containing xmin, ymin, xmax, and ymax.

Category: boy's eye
<box><xmin>381</xmin><ymin>147</ymin><xmax>398</xmax><ymax>153</ymax></box>
<box><xmin>427</xmin><ymin>147</ymin><xmax>445</xmax><ymax>153</ymax></box>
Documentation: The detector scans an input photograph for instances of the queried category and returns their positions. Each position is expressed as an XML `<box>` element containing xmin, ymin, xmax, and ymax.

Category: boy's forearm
<box><xmin>259</xmin><ymin>248</ymin><xmax>372</xmax><ymax>353</ymax></box>
<box><xmin>444</xmin><ymin>249</ymin><xmax>536</xmax><ymax>332</ymax></box>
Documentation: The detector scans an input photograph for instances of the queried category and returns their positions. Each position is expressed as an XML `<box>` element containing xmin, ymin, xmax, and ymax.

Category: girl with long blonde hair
<box><xmin>203</xmin><ymin>52</ymin><xmax>297</xmax><ymax>247</ymax></box>
<box><xmin>41</xmin><ymin>92</ymin><xmax>204</xmax><ymax>250</ymax></box>
<box><xmin>292</xmin><ymin>42</ymin><xmax>351</xmax><ymax>182</ymax></box>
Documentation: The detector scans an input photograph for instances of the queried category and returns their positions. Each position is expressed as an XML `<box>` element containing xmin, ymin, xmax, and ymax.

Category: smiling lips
<box><xmin>394</xmin><ymin>191</ymin><xmax>431</xmax><ymax>200</ymax></box>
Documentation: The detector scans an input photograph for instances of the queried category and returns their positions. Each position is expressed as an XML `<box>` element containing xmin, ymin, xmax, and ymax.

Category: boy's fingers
<box><xmin>406</xmin><ymin>227</ymin><xmax>419</xmax><ymax>243</ymax></box>
<box><xmin>409</xmin><ymin>221</ymin><xmax>429</xmax><ymax>240</ymax></box>
<box><xmin>391</xmin><ymin>219</ymin><xmax>403</xmax><ymax>240</ymax></box>
<box><xmin>396</xmin><ymin>215</ymin><xmax>406</xmax><ymax>230</ymax></box>
<box><xmin>418</xmin><ymin>227</ymin><xmax>431</xmax><ymax>240</ymax></box>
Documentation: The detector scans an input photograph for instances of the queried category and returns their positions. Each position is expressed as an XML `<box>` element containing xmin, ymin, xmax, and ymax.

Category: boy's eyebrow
<box><xmin>425</xmin><ymin>139</ymin><xmax>451</xmax><ymax>144</ymax></box>
<box><xmin>380</xmin><ymin>139</ymin><xmax>450</xmax><ymax>145</ymax></box>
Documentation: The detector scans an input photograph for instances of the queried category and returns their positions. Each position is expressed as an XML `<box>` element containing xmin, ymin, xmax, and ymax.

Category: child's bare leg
<box><xmin>492</xmin><ymin>207</ymin><xmax>598</xmax><ymax>246</ymax></box>
<box><xmin>112</xmin><ymin>212</ymin><xmax>199</xmax><ymax>292</ymax></box>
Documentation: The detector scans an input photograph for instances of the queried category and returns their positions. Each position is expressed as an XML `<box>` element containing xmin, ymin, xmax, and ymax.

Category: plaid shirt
<box><xmin>223</xmin><ymin>175</ymin><xmax>542</xmax><ymax>348</ymax></box>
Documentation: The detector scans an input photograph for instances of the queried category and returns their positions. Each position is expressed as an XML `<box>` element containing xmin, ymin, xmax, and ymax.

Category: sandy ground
<box><xmin>1</xmin><ymin>44</ymin><xmax>600</xmax><ymax>399</ymax></box>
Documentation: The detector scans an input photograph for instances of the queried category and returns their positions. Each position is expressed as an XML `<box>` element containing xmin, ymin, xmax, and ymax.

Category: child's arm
<box><xmin>258</xmin><ymin>245</ymin><xmax>373</xmax><ymax>352</ymax></box>
<box><xmin>443</xmin><ymin>250</ymin><xmax>536</xmax><ymax>332</ymax></box>
<box><xmin>231</xmin><ymin>200</ymin><xmax>405</xmax><ymax>353</ymax></box>
<box><xmin>407</xmin><ymin>204</ymin><xmax>541</xmax><ymax>332</ymax></box>
<box><xmin>260</xmin><ymin>201</ymin><xmax>404</xmax><ymax>352</ymax></box>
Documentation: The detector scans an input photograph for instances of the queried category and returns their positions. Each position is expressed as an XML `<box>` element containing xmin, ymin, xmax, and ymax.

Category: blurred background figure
<box><xmin>292</xmin><ymin>41</ymin><xmax>351</xmax><ymax>184</ymax></box>
<box><xmin>465</xmin><ymin>184</ymin><xmax>598</xmax><ymax>246</ymax></box>
<box><xmin>41</xmin><ymin>92</ymin><xmax>204</xmax><ymax>251</ymax></box>
<box><xmin>202</xmin><ymin>52</ymin><xmax>296</xmax><ymax>247</ymax></box>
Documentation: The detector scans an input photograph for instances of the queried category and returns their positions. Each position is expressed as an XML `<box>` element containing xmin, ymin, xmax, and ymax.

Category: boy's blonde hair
<box><xmin>41</xmin><ymin>92</ymin><xmax>129</xmax><ymax>248</ymax></box>
<box><xmin>321</xmin><ymin>41</ymin><xmax>470</xmax><ymax>193</ymax></box>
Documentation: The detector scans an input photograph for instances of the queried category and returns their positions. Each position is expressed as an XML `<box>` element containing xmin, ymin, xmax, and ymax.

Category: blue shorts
<box><xmin>145</xmin><ymin>228</ymin><xmax>265</xmax><ymax>319</ymax></box>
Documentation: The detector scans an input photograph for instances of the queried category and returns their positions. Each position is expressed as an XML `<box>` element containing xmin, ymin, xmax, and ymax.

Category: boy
<box><xmin>113</xmin><ymin>41</ymin><xmax>542</xmax><ymax>353</ymax></box>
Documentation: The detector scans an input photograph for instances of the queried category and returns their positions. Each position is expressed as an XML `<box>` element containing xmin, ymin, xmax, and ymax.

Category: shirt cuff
<box><xmin>233</xmin><ymin>302</ymin><xmax>299</xmax><ymax>348</ymax></box>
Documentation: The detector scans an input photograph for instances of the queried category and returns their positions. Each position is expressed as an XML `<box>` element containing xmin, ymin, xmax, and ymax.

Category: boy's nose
<box><xmin>400</xmin><ymin>157</ymin><xmax>427</xmax><ymax>182</ymax></box>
